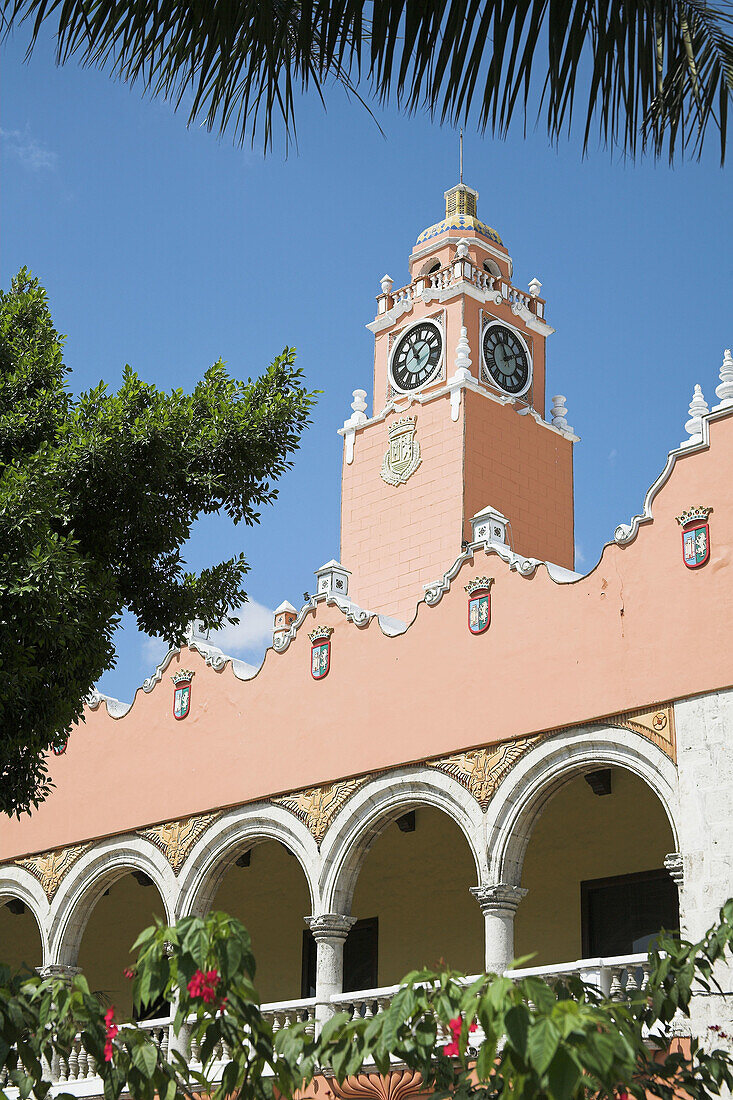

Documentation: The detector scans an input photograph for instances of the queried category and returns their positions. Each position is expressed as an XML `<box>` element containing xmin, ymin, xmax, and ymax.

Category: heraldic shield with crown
<box><xmin>309</xmin><ymin>626</ymin><xmax>333</xmax><ymax>680</ymax></box>
<box><xmin>172</xmin><ymin>669</ymin><xmax>194</xmax><ymax>719</ymax></box>
<box><xmin>465</xmin><ymin>577</ymin><xmax>493</xmax><ymax>635</ymax></box>
<box><xmin>381</xmin><ymin>417</ymin><xmax>421</xmax><ymax>486</ymax></box>
<box><xmin>676</xmin><ymin>506</ymin><xmax>712</xmax><ymax>569</ymax></box>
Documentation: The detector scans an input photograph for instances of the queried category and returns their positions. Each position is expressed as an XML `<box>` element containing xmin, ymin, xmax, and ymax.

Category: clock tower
<box><xmin>339</xmin><ymin>181</ymin><xmax>578</xmax><ymax>622</ymax></box>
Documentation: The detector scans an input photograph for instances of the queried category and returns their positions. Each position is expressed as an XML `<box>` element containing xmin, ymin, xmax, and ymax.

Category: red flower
<box><xmin>123</xmin><ymin>967</ymin><xmax>135</xmax><ymax>980</ymax></box>
<box><xmin>103</xmin><ymin>1007</ymin><xmax>118</xmax><ymax>1061</ymax></box>
<box><xmin>188</xmin><ymin>968</ymin><xmax>221</xmax><ymax>1005</ymax></box>
<box><xmin>443</xmin><ymin>1016</ymin><xmax>477</xmax><ymax>1057</ymax></box>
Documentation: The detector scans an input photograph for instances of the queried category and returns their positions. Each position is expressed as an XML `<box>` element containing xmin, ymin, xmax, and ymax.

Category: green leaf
<box><xmin>527</xmin><ymin>1017</ymin><xmax>560</xmax><ymax>1076</ymax></box>
<box><xmin>504</xmin><ymin>1004</ymin><xmax>530</xmax><ymax>1058</ymax></box>
<box><xmin>547</xmin><ymin>1047</ymin><xmax>582</xmax><ymax>1100</ymax></box>
<box><xmin>132</xmin><ymin>1041</ymin><xmax>158</xmax><ymax>1078</ymax></box>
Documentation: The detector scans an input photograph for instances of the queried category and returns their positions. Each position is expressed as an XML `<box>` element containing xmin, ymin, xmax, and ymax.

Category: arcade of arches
<box><xmin>0</xmin><ymin>764</ymin><xmax>678</xmax><ymax>1002</ymax></box>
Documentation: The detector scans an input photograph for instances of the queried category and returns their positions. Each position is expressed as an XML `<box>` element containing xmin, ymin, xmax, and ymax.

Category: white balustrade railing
<box><xmin>0</xmin><ymin>960</ymin><xmax>654</xmax><ymax>1095</ymax></box>
<box><xmin>510</xmin><ymin>953</ymin><xmax>651</xmax><ymax>998</ymax></box>
<box><xmin>379</xmin><ymin>262</ymin><xmax>544</xmax><ymax>316</ymax></box>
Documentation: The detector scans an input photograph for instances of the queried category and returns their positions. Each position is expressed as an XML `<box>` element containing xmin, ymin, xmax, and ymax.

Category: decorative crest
<box><xmin>171</xmin><ymin>669</ymin><xmax>195</xmax><ymax>685</ymax></box>
<box><xmin>676</xmin><ymin>506</ymin><xmax>712</xmax><ymax>569</ymax></box>
<box><xmin>676</xmin><ymin>506</ymin><xmax>713</xmax><ymax>528</ymax></box>
<box><xmin>381</xmin><ymin>417</ymin><xmax>421</xmax><ymax>487</ymax></box>
<box><xmin>464</xmin><ymin>576</ymin><xmax>494</xmax><ymax>594</ymax></box>
<box><xmin>309</xmin><ymin>625</ymin><xmax>333</xmax><ymax>680</ymax></box>
<box><xmin>171</xmin><ymin>669</ymin><xmax>194</xmax><ymax>719</ymax></box>
<box><xmin>309</xmin><ymin>625</ymin><xmax>334</xmax><ymax>643</ymax></box>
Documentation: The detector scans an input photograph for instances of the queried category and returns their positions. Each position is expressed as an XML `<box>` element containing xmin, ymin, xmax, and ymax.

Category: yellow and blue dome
<box><xmin>416</xmin><ymin>183</ymin><xmax>503</xmax><ymax>248</ymax></box>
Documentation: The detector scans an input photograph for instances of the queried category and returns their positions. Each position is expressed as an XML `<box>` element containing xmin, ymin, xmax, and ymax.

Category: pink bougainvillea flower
<box><xmin>104</xmin><ymin>1039</ymin><xmax>115</xmax><ymax>1063</ymax></box>
<box><xmin>443</xmin><ymin>1040</ymin><xmax>460</xmax><ymax>1057</ymax></box>
<box><xmin>123</xmin><ymin>967</ymin><xmax>135</xmax><ymax>980</ymax></box>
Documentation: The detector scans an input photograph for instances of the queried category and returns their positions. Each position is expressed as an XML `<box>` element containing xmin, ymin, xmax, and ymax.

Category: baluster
<box><xmin>77</xmin><ymin>1044</ymin><xmax>90</xmax><ymax>1079</ymax></box>
<box><xmin>625</xmin><ymin>967</ymin><xmax>639</xmax><ymax>994</ymax></box>
<box><xmin>640</xmin><ymin>964</ymin><xmax>650</xmax><ymax>991</ymax></box>
<box><xmin>57</xmin><ymin>1053</ymin><xmax>69</xmax><ymax>1083</ymax></box>
<box><xmin>160</xmin><ymin>1027</ymin><xmax>170</xmax><ymax>1060</ymax></box>
<box><xmin>608</xmin><ymin>968</ymin><xmax>624</xmax><ymax>1000</ymax></box>
<box><xmin>271</xmin><ymin>1011</ymin><xmax>281</xmax><ymax>1033</ymax></box>
<box><xmin>68</xmin><ymin>1038</ymin><xmax>80</xmax><ymax>1080</ymax></box>
<box><xmin>363</xmin><ymin>999</ymin><xmax>374</xmax><ymax>1020</ymax></box>
<box><xmin>189</xmin><ymin>1034</ymin><xmax>201</xmax><ymax>1063</ymax></box>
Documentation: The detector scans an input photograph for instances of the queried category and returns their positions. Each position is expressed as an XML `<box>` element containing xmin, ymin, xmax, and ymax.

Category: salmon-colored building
<box><xmin>2</xmin><ymin>180</ymin><xmax>732</xmax><ymax>1089</ymax></box>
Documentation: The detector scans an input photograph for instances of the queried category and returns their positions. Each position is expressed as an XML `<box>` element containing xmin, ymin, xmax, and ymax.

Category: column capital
<box><xmin>470</xmin><ymin>884</ymin><xmax>527</xmax><ymax>915</ymax></box>
<box><xmin>664</xmin><ymin>852</ymin><xmax>684</xmax><ymax>888</ymax></box>
<box><xmin>305</xmin><ymin>913</ymin><xmax>357</xmax><ymax>943</ymax></box>
<box><xmin>37</xmin><ymin>964</ymin><xmax>83</xmax><ymax>981</ymax></box>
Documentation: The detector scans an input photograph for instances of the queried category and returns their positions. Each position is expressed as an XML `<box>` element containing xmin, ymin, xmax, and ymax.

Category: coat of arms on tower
<box><xmin>676</xmin><ymin>506</ymin><xmax>712</xmax><ymax>569</ymax></box>
<box><xmin>309</xmin><ymin>626</ymin><xmax>333</xmax><ymax>680</ymax></box>
<box><xmin>381</xmin><ymin>416</ymin><xmax>421</xmax><ymax>486</ymax></box>
<box><xmin>465</xmin><ymin>577</ymin><xmax>493</xmax><ymax>634</ymax></box>
<box><xmin>172</xmin><ymin>669</ymin><xmax>194</xmax><ymax>719</ymax></box>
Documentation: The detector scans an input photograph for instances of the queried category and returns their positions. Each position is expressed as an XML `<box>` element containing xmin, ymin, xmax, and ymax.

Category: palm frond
<box><xmin>4</xmin><ymin>0</ymin><xmax>732</xmax><ymax>160</ymax></box>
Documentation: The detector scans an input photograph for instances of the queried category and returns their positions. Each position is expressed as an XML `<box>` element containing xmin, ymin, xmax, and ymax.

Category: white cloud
<box><xmin>141</xmin><ymin>634</ymin><xmax>169</xmax><ymax>666</ymax></box>
<box><xmin>138</xmin><ymin>599</ymin><xmax>275</xmax><ymax>672</ymax></box>
<box><xmin>575</xmin><ymin>543</ymin><xmax>586</xmax><ymax>565</ymax></box>
<box><xmin>1</xmin><ymin>127</ymin><xmax>58</xmax><ymax>171</ymax></box>
<box><xmin>207</xmin><ymin>600</ymin><xmax>274</xmax><ymax>656</ymax></box>
<box><xmin>608</xmin><ymin>448</ymin><xmax>618</xmax><ymax>462</ymax></box>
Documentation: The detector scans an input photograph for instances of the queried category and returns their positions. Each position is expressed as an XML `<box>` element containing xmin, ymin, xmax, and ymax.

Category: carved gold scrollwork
<box><xmin>428</xmin><ymin>737</ymin><xmax>543</xmax><ymax>810</ymax></box>
<box><xmin>139</xmin><ymin>811</ymin><xmax>223</xmax><ymax>874</ymax></box>
<box><xmin>599</xmin><ymin>704</ymin><xmax>676</xmax><ymax>761</ymax></box>
<box><xmin>272</xmin><ymin>778</ymin><xmax>369</xmax><ymax>847</ymax></box>
<box><xmin>15</xmin><ymin>844</ymin><xmax>92</xmax><ymax>902</ymax></box>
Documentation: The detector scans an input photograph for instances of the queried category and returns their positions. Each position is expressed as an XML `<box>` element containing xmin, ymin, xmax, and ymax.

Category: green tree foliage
<box><xmin>0</xmin><ymin>269</ymin><xmax>315</xmax><ymax>818</ymax></box>
<box><xmin>1</xmin><ymin>902</ymin><xmax>733</xmax><ymax>1100</ymax></box>
<box><xmin>5</xmin><ymin>1</ymin><xmax>733</xmax><ymax>160</ymax></box>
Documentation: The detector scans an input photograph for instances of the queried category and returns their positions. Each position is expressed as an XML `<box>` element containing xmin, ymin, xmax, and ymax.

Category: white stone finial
<box><xmin>681</xmin><ymin>383</ymin><xmax>709</xmax><ymax>447</ymax></box>
<box><xmin>447</xmin><ymin>326</ymin><xmax>473</xmax><ymax>421</ymax></box>
<box><xmin>550</xmin><ymin>395</ymin><xmax>573</xmax><ymax>433</ymax></box>
<box><xmin>351</xmin><ymin>389</ymin><xmax>368</xmax><ymax>418</ymax></box>
<box><xmin>528</xmin><ymin>277</ymin><xmax>542</xmax><ymax>297</ymax></box>
<box><xmin>454</xmin><ymin>326</ymin><xmax>472</xmax><ymax>376</ymax></box>
<box><xmin>380</xmin><ymin>273</ymin><xmax>393</xmax><ymax>295</ymax></box>
<box><xmin>713</xmin><ymin>348</ymin><xmax>733</xmax><ymax>410</ymax></box>
<box><xmin>456</xmin><ymin>238</ymin><xmax>470</xmax><ymax>259</ymax></box>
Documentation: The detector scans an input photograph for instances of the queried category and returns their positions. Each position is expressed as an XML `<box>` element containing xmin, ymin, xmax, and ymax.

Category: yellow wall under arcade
<box><xmin>213</xmin><ymin>839</ymin><xmax>311</xmax><ymax>1004</ymax></box>
<box><xmin>515</xmin><ymin>768</ymin><xmax>676</xmax><ymax>966</ymax></box>
<box><xmin>352</xmin><ymin>807</ymin><xmax>484</xmax><ymax>986</ymax></box>
<box><xmin>79</xmin><ymin>874</ymin><xmax>166</xmax><ymax>1018</ymax></box>
<box><xmin>0</xmin><ymin>904</ymin><xmax>42</xmax><ymax>972</ymax></box>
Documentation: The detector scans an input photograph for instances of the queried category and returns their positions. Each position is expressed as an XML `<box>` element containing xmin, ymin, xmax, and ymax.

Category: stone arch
<box><xmin>319</xmin><ymin>766</ymin><xmax>487</xmax><ymax>915</ymax></box>
<box><xmin>484</xmin><ymin>726</ymin><xmax>680</xmax><ymax>888</ymax></box>
<box><xmin>48</xmin><ymin>836</ymin><xmax>178</xmax><ymax>967</ymax></box>
<box><xmin>175</xmin><ymin>804</ymin><xmax>320</xmax><ymax>921</ymax></box>
<box><xmin>0</xmin><ymin>867</ymin><xmax>51</xmax><ymax>967</ymax></box>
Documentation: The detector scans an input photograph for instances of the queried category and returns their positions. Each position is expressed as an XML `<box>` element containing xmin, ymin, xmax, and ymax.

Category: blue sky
<box><xmin>3</xmin><ymin>30</ymin><xmax>732</xmax><ymax>703</ymax></box>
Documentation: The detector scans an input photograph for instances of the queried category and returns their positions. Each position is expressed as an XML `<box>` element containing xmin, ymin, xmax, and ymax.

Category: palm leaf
<box><xmin>4</xmin><ymin>0</ymin><xmax>732</xmax><ymax>160</ymax></box>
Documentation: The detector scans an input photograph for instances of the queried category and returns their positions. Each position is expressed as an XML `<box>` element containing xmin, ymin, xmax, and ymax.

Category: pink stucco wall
<box><xmin>1</xmin><ymin>414</ymin><xmax>731</xmax><ymax>862</ymax></box>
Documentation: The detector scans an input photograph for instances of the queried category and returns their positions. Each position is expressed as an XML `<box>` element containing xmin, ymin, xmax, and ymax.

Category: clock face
<box><xmin>390</xmin><ymin>321</ymin><xmax>443</xmax><ymax>392</ymax></box>
<box><xmin>481</xmin><ymin>323</ymin><xmax>531</xmax><ymax>395</ymax></box>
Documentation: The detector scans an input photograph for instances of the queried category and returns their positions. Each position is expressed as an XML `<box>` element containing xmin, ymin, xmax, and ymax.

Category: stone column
<box><xmin>305</xmin><ymin>913</ymin><xmax>356</xmax><ymax>1029</ymax></box>
<box><xmin>470</xmin><ymin>884</ymin><xmax>527</xmax><ymax>975</ymax></box>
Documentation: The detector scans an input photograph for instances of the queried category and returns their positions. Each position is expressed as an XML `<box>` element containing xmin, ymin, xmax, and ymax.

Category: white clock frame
<box><xmin>480</xmin><ymin>317</ymin><xmax>533</xmax><ymax>399</ymax></box>
<box><xmin>388</xmin><ymin>317</ymin><xmax>445</xmax><ymax>396</ymax></box>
